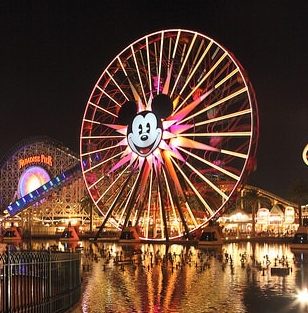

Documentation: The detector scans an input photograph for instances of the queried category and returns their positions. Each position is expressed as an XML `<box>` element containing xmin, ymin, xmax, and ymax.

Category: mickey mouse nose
<box><xmin>141</xmin><ymin>134</ymin><xmax>148</xmax><ymax>141</ymax></box>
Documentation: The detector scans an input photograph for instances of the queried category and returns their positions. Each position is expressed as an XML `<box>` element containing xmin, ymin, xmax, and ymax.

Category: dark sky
<box><xmin>0</xmin><ymin>0</ymin><xmax>307</xmax><ymax>198</ymax></box>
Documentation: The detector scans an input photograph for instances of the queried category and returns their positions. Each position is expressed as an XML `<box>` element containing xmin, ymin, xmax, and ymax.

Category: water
<box><xmin>2</xmin><ymin>240</ymin><xmax>308</xmax><ymax>312</ymax></box>
<box><xmin>70</xmin><ymin>242</ymin><xmax>308</xmax><ymax>313</ymax></box>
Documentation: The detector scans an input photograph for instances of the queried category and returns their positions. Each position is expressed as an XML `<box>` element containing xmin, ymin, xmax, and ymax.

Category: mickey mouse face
<box><xmin>128</xmin><ymin>111</ymin><xmax>162</xmax><ymax>157</ymax></box>
<box><xmin>118</xmin><ymin>94</ymin><xmax>173</xmax><ymax>158</ymax></box>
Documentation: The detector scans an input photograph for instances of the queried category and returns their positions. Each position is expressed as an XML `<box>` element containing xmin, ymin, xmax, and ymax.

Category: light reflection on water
<box><xmin>69</xmin><ymin>242</ymin><xmax>308</xmax><ymax>313</ymax></box>
<box><xmin>3</xmin><ymin>240</ymin><xmax>308</xmax><ymax>312</ymax></box>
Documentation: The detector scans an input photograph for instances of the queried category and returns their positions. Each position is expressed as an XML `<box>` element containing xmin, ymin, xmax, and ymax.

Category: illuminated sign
<box><xmin>18</xmin><ymin>154</ymin><xmax>53</xmax><ymax>169</ymax></box>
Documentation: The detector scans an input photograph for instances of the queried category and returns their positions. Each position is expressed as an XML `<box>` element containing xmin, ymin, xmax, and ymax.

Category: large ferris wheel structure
<box><xmin>80</xmin><ymin>29</ymin><xmax>259</xmax><ymax>241</ymax></box>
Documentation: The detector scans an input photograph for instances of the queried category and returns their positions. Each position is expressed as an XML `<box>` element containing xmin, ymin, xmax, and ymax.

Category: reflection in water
<box><xmin>2</xmin><ymin>239</ymin><xmax>83</xmax><ymax>252</ymax></box>
<box><xmin>2</xmin><ymin>240</ymin><xmax>308</xmax><ymax>312</ymax></box>
<box><xmin>69</xmin><ymin>242</ymin><xmax>308</xmax><ymax>313</ymax></box>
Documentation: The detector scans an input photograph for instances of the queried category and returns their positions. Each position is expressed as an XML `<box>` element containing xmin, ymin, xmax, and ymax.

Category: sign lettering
<box><xmin>18</xmin><ymin>155</ymin><xmax>53</xmax><ymax>169</ymax></box>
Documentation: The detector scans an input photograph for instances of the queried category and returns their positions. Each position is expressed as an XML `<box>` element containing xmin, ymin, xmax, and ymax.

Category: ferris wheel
<box><xmin>80</xmin><ymin>29</ymin><xmax>259</xmax><ymax>241</ymax></box>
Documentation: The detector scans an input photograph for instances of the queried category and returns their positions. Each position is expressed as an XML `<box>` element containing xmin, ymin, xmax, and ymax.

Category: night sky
<box><xmin>0</xmin><ymin>1</ymin><xmax>307</xmax><ymax>198</ymax></box>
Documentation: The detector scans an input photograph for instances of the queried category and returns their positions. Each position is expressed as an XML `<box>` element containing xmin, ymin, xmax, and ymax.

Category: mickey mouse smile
<box><xmin>117</xmin><ymin>94</ymin><xmax>174</xmax><ymax>158</ymax></box>
<box><xmin>131</xmin><ymin>140</ymin><xmax>159</xmax><ymax>156</ymax></box>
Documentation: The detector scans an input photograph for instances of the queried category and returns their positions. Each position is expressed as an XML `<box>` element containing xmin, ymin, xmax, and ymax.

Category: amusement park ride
<box><xmin>0</xmin><ymin>137</ymin><xmax>90</xmax><ymax>240</ymax></box>
<box><xmin>80</xmin><ymin>29</ymin><xmax>259</xmax><ymax>243</ymax></box>
<box><xmin>1</xmin><ymin>29</ymin><xmax>261</xmax><ymax>244</ymax></box>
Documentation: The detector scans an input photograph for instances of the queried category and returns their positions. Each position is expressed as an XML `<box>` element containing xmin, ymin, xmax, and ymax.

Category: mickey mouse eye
<box><xmin>138</xmin><ymin>124</ymin><xmax>142</xmax><ymax>134</ymax></box>
<box><xmin>146</xmin><ymin>122</ymin><xmax>150</xmax><ymax>133</ymax></box>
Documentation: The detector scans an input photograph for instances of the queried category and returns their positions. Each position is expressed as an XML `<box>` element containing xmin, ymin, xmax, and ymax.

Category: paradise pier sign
<box><xmin>18</xmin><ymin>154</ymin><xmax>53</xmax><ymax>169</ymax></box>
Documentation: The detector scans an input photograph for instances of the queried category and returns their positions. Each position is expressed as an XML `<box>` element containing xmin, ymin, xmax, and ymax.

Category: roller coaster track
<box><xmin>245</xmin><ymin>185</ymin><xmax>297</xmax><ymax>207</ymax></box>
<box><xmin>7</xmin><ymin>163</ymin><xmax>81</xmax><ymax>217</ymax></box>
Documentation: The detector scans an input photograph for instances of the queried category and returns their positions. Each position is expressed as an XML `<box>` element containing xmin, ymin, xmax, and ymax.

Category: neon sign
<box><xmin>18</xmin><ymin>154</ymin><xmax>53</xmax><ymax>169</ymax></box>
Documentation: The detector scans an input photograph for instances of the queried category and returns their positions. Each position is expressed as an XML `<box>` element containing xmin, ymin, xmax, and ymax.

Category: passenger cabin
<box><xmin>60</xmin><ymin>225</ymin><xmax>80</xmax><ymax>241</ymax></box>
<box><xmin>119</xmin><ymin>226</ymin><xmax>140</xmax><ymax>243</ymax></box>
<box><xmin>198</xmin><ymin>224</ymin><xmax>223</xmax><ymax>246</ymax></box>
<box><xmin>2</xmin><ymin>225</ymin><xmax>22</xmax><ymax>240</ymax></box>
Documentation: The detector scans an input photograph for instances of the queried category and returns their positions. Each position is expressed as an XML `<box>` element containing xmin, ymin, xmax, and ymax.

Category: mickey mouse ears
<box><xmin>118</xmin><ymin>94</ymin><xmax>173</xmax><ymax>125</ymax></box>
<box><xmin>118</xmin><ymin>100</ymin><xmax>138</xmax><ymax>125</ymax></box>
<box><xmin>152</xmin><ymin>94</ymin><xmax>173</xmax><ymax>118</ymax></box>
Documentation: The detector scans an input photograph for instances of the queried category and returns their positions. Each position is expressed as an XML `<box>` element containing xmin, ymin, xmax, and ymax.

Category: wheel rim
<box><xmin>80</xmin><ymin>29</ymin><xmax>259</xmax><ymax>241</ymax></box>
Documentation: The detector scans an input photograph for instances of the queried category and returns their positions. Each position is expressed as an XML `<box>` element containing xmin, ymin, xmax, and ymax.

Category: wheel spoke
<box><xmin>170</xmin><ymin>157</ymin><xmax>214</xmax><ymax>217</ymax></box>
<box><xmin>170</xmin><ymin>33</ymin><xmax>197</xmax><ymax>98</ymax></box>
<box><xmin>175</xmin><ymin>52</ymin><xmax>228</xmax><ymax>113</ymax></box>
<box><xmin>180</xmin><ymin>131</ymin><xmax>252</xmax><ymax>137</ymax></box>
<box><xmin>81</xmin><ymin>135</ymin><xmax>124</xmax><ymax>140</ymax></box>
<box><xmin>145</xmin><ymin>169</ymin><xmax>153</xmax><ymax>239</ymax></box>
<box><xmin>162</xmin><ymin>168</ymin><xmax>182</xmax><ymax>236</ymax></box>
<box><xmin>83</xmin><ymin>151</ymin><xmax>124</xmax><ymax>174</ymax></box>
<box><xmin>80</xmin><ymin>143</ymin><xmax>119</xmax><ymax>157</ymax></box>
<box><xmin>177</xmin><ymin>146</ymin><xmax>240</xmax><ymax>181</ymax></box>
<box><xmin>89</xmin><ymin>101</ymin><xmax>118</xmax><ymax>117</ymax></box>
<box><xmin>180</xmin><ymin>86</ymin><xmax>248</xmax><ymax>124</ymax></box>
<box><xmin>195</xmin><ymin>108</ymin><xmax>252</xmax><ymax>127</ymax></box>
<box><xmin>130</xmin><ymin>45</ymin><xmax>147</xmax><ymax>105</ymax></box>
<box><xmin>177</xmin><ymin>40</ymin><xmax>213</xmax><ymax>99</ymax></box>
<box><xmin>92</xmin><ymin>163</ymin><xmax>132</xmax><ymax>204</ymax></box>
<box><xmin>146</xmin><ymin>36</ymin><xmax>153</xmax><ymax>96</ymax></box>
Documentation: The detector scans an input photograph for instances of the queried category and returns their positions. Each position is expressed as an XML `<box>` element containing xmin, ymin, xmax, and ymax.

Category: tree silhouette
<box><xmin>80</xmin><ymin>195</ymin><xmax>94</xmax><ymax>232</ymax></box>
<box><xmin>288</xmin><ymin>179</ymin><xmax>308</xmax><ymax>226</ymax></box>
<box><xmin>238</xmin><ymin>188</ymin><xmax>265</xmax><ymax>237</ymax></box>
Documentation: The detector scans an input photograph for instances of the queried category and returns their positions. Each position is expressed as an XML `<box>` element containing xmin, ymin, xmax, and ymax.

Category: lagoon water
<box><xmin>67</xmin><ymin>241</ymin><xmax>308</xmax><ymax>313</ymax></box>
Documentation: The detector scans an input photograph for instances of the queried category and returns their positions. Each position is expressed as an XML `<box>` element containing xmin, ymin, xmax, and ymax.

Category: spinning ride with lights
<box><xmin>80</xmin><ymin>29</ymin><xmax>259</xmax><ymax>241</ymax></box>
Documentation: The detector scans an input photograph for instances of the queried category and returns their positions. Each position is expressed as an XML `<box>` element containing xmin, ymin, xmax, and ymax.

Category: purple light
<box><xmin>18</xmin><ymin>166</ymin><xmax>50</xmax><ymax>198</ymax></box>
